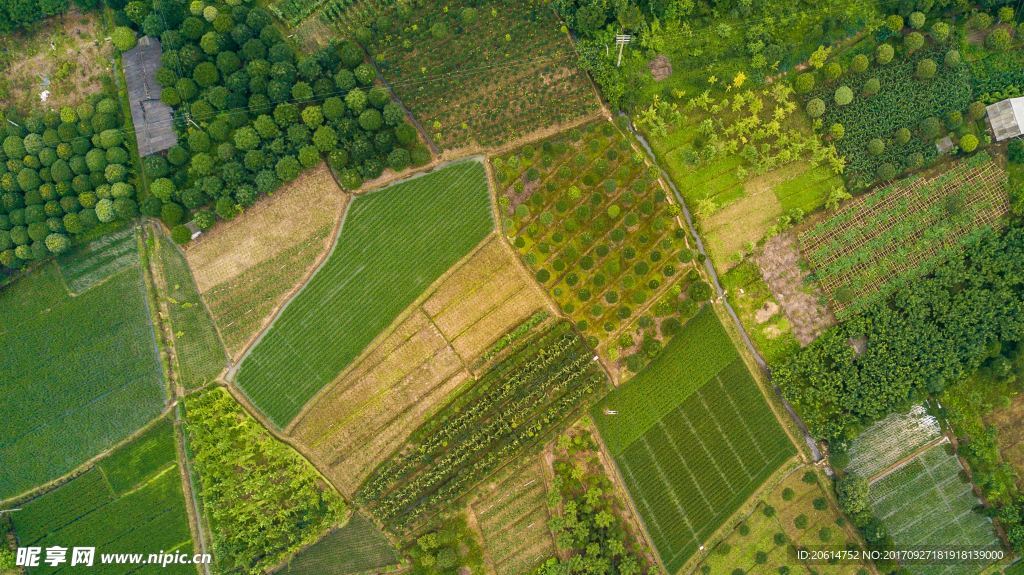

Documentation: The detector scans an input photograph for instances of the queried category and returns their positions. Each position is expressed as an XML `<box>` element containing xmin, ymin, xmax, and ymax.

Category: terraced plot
<box><xmin>187</xmin><ymin>164</ymin><xmax>348</xmax><ymax>356</ymax></box>
<box><xmin>471</xmin><ymin>457</ymin><xmax>555</xmax><ymax>575</ymax></box>
<box><xmin>236</xmin><ymin>161</ymin><xmax>493</xmax><ymax>427</ymax></box>
<box><xmin>869</xmin><ymin>444</ymin><xmax>999</xmax><ymax>575</ymax></box>
<box><xmin>289</xmin><ymin>237</ymin><xmax>546</xmax><ymax>494</ymax></box>
<box><xmin>11</xmin><ymin>416</ymin><xmax>194</xmax><ymax>575</ymax></box>
<box><xmin>593</xmin><ymin>308</ymin><xmax>795</xmax><ymax>573</ymax></box>
<box><xmin>279</xmin><ymin>513</ymin><xmax>398</xmax><ymax>575</ymax></box>
<box><xmin>0</xmin><ymin>229</ymin><xmax>165</xmax><ymax>500</ymax></box>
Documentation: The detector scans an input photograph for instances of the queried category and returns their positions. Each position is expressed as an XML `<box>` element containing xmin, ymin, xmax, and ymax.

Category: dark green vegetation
<box><xmin>493</xmin><ymin>120</ymin><xmax>703</xmax><ymax>374</ymax></box>
<box><xmin>236</xmin><ymin>160</ymin><xmax>492</xmax><ymax>427</ymax></box>
<box><xmin>406</xmin><ymin>515</ymin><xmax>484</xmax><ymax>575</ymax></box>
<box><xmin>0</xmin><ymin>91</ymin><xmax>138</xmax><ymax>270</ymax></box>
<box><xmin>357</xmin><ymin>0</ymin><xmax>598</xmax><ymax>150</ymax></box>
<box><xmin>0</xmin><ymin>228</ymin><xmax>164</xmax><ymax>500</ymax></box>
<box><xmin>184</xmin><ymin>387</ymin><xmax>346</xmax><ymax>574</ymax></box>
<box><xmin>777</xmin><ymin>225</ymin><xmax>1024</xmax><ymax>442</ymax></box>
<box><xmin>533</xmin><ymin>427</ymin><xmax>649</xmax><ymax>575</ymax></box>
<box><xmin>279</xmin><ymin>513</ymin><xmax>398</xmax><ymax>575</ymax></box>
<box><xmin>11</xmin><ymin>416</ymin><xmax>195</xmax><ymax>575</ymax></box>
<box><xmin>131</xmin><ymin>0</ymin><xmax>429</xmax><ymax>238</ymax></box>
<box><xmin>800</xmin><ymin>154</ymin><xmax>1008</xmax><ymax>317</ymax></box>
<box><xmin>0</xmin><ymin>0</ymin><xmax>91</xmax><ymax>33</ymax></box>
<box><xmin>155</xmin><ymin>233</ymin><xmax>226</xmax><ymax>389</ymax></box>
<box><xmin>357</xmin><ymin>321</ymin><xmax>610</xmax><ymax>533</ymax></box>
<box><xmin>593</xmin><ymin>308</ymin><xmax>794</xmax><ymax>572</ymax></box>
<box><xmin>797</xmin><ymin>8</ymin><xmax>1024</xmax><ymax>189</ymax></box>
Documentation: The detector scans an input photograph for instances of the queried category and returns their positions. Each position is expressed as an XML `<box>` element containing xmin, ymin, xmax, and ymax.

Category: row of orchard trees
<box><xmin>127</xmin><ymin>0</ymin><xmax>431</xmax><ymax>243</ymax></box>
<box><xmin>0</xmin><ymin>96</ymin><xmax>137</xmax><ymax>269</ymax></box>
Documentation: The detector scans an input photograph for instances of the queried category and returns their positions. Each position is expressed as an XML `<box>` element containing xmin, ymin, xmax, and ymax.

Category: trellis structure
<box><xmin>798</xmin><ymin>156</ymin><xmax>1008</xmax><ymax>316</ymax></box>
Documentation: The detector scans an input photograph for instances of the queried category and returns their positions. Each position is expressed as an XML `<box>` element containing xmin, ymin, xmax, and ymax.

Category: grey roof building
<box><xmin>986</xmin><ymin>97</ymin><xmax>1024</xmax><ymax>142</ymax></box>
<box><xmin>123</xmin><ymin>36</ymin><xmax>177</xmax><ymax>156</ymax></box>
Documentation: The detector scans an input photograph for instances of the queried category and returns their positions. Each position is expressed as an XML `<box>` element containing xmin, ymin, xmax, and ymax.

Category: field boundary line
<box><xmin>174</xmin><ymin>404</ymin><xmax>211</xmax><ymax>575</ymax></box>
<box><xmin>867</xmin><ymin>436</ymin><xmax>949</xmax><ymax>485</ymax></box>
<box><xmin>0</xmin><ymin>406</ymin><xmax>175</xmax><ymax>508</ymax></box>
<box><xmin>282</xmin><ymin>231</ymin><xmax>496</xmax><ymax>433</ymax></box>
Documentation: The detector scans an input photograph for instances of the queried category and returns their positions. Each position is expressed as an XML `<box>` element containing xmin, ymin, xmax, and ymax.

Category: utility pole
<box><xmin>615</xmin><ymin>34</ymin><xmax>633</xmax><ymax>67</ymax></box>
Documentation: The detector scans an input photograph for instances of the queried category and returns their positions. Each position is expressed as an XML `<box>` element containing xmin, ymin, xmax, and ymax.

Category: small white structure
<box><xmin>986</xmin><ymin>97</ymin><xmax>1024</xmax><ymax>141</ymax></box>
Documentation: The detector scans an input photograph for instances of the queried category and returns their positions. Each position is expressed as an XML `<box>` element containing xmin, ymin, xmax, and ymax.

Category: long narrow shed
<box><xmin>122</xmin><ymin>36</ymin><xmax>178</xmax><ymax>156</ymax></box>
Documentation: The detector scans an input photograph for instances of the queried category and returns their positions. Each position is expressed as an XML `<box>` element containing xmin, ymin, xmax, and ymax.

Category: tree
<box><xmin>895</xmin><ymin>127</ymin><xmax>911</xmax><ymax>145</ymax></box>
<box><xmin>867</xmin><ymin>138</ymin><xmax>885</xmax><ymax>156</ymax></box>
<box><xmin>904</xmin><ymin>31</ymin><xmax>924</xmax><ymax>53</ymax></box>
<box><xmin>358</xmin><ymin>109</ymin><xmax>383</xmax><ymax>131</ymax></box>
<box><xmin>829</xmin><ymin>123</ymin><xmax>845</xmax><ymax>140</ymax></box>
<box><xmin>111</xmin><ymin>26</ymin><xmax>137</xmax><ymax>51</ymax></box>
<box><xmin>834</xmin><ymin>86</ymin><xmax>853</xmax><ymax>106</ymax></box>
<box><xmin>915</xmin><ymin>58</ymin><xmax>937</xmax><ymax>80</ymax></box>
<box><xmin>193</xmin><ymin>62</ymin><xmax>219</xmax><ymax>88</ymax></box>
<box><xmin>151</xmin><ymin>178</ymin><xmax>176</xmax><ymax>201</ymax></box>
<box><xmin>794</xmin><ymin>72</ymin><xmax>815</xmax><ymax>93</ymax></box>
<box><xmin>944</xmin><ymin>49</ymin><xmax>961</xmax><ymax>68</ymax></box>
<box><xmin>275</xmin><ymin>156</ymin><xmax>301</xmax><ymax>181</ymax></box>
<box><xmin>161</xmin><ymin>202</ymin><xmax>185</xmax><ymax>226</ymax></box>
<box><xmin>931</xmin><ymin>21</ymin><xmax>951</xmax><ymax>42</ymax></box>
<box><xmin>312</xmin><ymin>125</ymin><xmax>337</xmax><ymax>152</ymax></box>
<box><xmin>987</xmin><ymin>28</ymin><xmax>1011</xmax><ymax>51</ymax></box>
<box><xmin>876</xmin><ymin>43</ymin><xmax>894</xmax><ymax>65</ymax></box>
<box><xmin>909</xmin><ymin>11</ymin><xmax>926</xmax><ymax>29</ymax></box>
<box><xmin>836</xmin><ymin>474</ymin><xmax>870</xmax><ymax>516</ymax></box>
<box><xmin>95</xmin><ymin>198</ymin><xmax>116</xmax><ymax>223</ymax></box>
<box><xmin>960</xmin><ymin>133</ymin><xmax>979</xmax><ymax>153</ymax></box>
<box><xmin>860</xmin><ymin>77</ymin><xmax>880</xmax><ymax>98</ymax></box>
<box><xmin>850</xmin><ymin>54</ymin><xmax>869</xmax><ymax>73</ymax></box>
<box><xmin>806</xmin><ymin>98</ymin><xmax>826</xmax><ymax>118</ymax></box>
<box><xmin>824</xmin><ymin>62</ymin><xmax>842</xmax><ymax>81</ymax></box>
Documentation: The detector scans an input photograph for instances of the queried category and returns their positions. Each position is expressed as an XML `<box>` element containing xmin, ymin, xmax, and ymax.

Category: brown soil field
<box><xmin>0</xmin><ymin>9</ymin><xmax>112</xmax><ymax>113</ymax></box>
<box><xmin>288</xmin><ymin>234</ymin><xmax>550</xmax><ymax>495</ymax></box>
<box><xmin>185</xmin><ymin>164</ymin><xmax>347</xmax><ymax>356</ymax></box>
<box><xmin>756</xmin><ymin>232</ymin><xmax>835</xmax><ymax>346</ymax></box>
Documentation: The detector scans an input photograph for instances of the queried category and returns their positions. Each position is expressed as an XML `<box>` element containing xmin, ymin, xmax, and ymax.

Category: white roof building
<box><xmin>986</xmin><ymin>97</ymin><xmax>1024</xmax><ymax>141</ymax></box>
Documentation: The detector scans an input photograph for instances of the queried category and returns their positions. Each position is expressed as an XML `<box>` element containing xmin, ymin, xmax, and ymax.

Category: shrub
<box><xmin>895</xmin><ymin>127</ymin><xmax>911</xmax><ymax>144</ymax></box>
<box><xmin>867</xmin><ymin>138</ymin><xmax>885</xmax><ymax>156</ymax></box>
<box><xmin>944</xmin><ymin>49</ymin><xmax>961</xmax><ymax>68</ymax></box>
<box><xmin>861</xmin><ymin>77</ymin><xmax>880</xmax><ymax>97</ymax></box>
<box><xmin>830</xmin><ymin>123</ymin><xmax>845</xmax><ymax>140</ymax></box>
<box><xmin>904</xmin><ymin>31</ymin><xmax>924</xmax><ymax>53</ymax></box>
<box><xmin>824</xmin><ymin>62</ymin><xmax>843</xmax><ymax>81</ymax></box>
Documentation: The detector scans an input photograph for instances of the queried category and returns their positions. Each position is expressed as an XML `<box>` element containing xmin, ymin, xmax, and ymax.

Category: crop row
<box><xmin>356</xmin><ymin>322</ymin><xmax>608</xmax><ymax>532</ymax></box>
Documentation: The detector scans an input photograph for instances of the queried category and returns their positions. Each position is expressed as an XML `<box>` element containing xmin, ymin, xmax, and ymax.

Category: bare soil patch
<box><xmin>0</xmin><ymin>9</ymin><xmax>112</xmax><ymax>113</ymax></box>
<box><xmin>186</xmin><ymin>164</ymin><xmax>346</xmax><ymax>292</ymax></box>
<box><xmin>756</xmin><ymin>232</ymin><xmax>835</xmax><ymax>345</ymax></box>
<box><xmin>648</xmin><ymin>55</ymin><xmax>672</xmax><ymax>81</ymax></box>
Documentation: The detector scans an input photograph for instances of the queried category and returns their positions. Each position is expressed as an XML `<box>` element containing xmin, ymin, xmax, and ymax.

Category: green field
<box><xmin>156</xmin><ymin>234</ymin><xmax>226</xmax><ymax>389</ymax></box>
<box><xmin>279</xmin><ymin>513</ymin><xmax>398</xmax><ymax>575</ymax></box>
<box><xmin>592</xmin><ymin>308</ymin><xmax>795</xmax><ymax>572</ymax></box>
<box><xmin>869</xmin><ymin>444</ymin><xmax>999</xmax><ymax>575</ymax></box>
<box><xmin>236</xmin><ymin>161</ymin><xmax>493</xmax><ymax>427</ymax></box>
<box><xmin>11</xmin><ymin>416</ymin><xmax>195</xmax><ymax>575</ymax></box>
<box><xmin>184</xmin><ymin>387</ymin><xmax>346</xmax><ymax>574</ymax></box>
<box><xmin>0</xmin><ymin>229</ymin><xmax>166</xmax><ymax>500</ymax></box>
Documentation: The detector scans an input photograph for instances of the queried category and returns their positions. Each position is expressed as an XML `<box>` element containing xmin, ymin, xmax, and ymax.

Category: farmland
<box><xmin>361</xmin><ymin>0</ymin><xmax>599</xmax><ymax>150</ymax></box>
<box><xmin>289</xmin><ymin>237</ymin><xmax>547</xmax><ymax>495</ymax></box>
<box><xmin>156</xmin><ymin>234</ymin><xmax>226</xmax><ymax>390</ymax></box>
<box><xmin>11</xmin><ymin>416</ymin><xmax>195</xmax><ymax>575</ymax></box>
<box><xmin>720</xmin><ymin>261</ymin><xmax>799</xmax><ymax>365</ymax></box>
<box><xmin>868</xmin><ymin>444</ymin><xmax>999</xmax><ymax>574</ymax></box>
<box><xmin>698</xmin><ymin>466</ymin><xmax>871</xmax><ymax>575</ymax></box>
<box><xmin>279</xmin><ymin>513</ymin><xmax>398</xmax><ymax>575</ymax></box>
<box><xmin>183</xmin><ymin>387</ymin><xmax>346</xmax><ymax>574</ymax></box>
<box><xmin>592</xmin><ymin>308</ymin><xmax>795</xmax><ymax>572</ymax></box>
<box><xmin>843</xmin><ymin>405</ymin><xmax>942</xmax><ymax>480</ymax></box>
<box><xmin>799</xmin><ymin>155</ymin><xmax>1008</xmax><ymax>316</ymax></box>
<box><xmin>356</xmin><ymin>320</ymin><xmax>610</xmax><ymax>533</ymax></box>
<box><xmin>0</xmin><ymin>229</ymin><xmax>165</xmax><ymax>500</ymax></box>
<box><xmin>236</xmin><ymin>161</ymin><xmax>493</xmax><ymax>428</ymax></box>
<box><xmin>494</xmin><ymin>120</ymin><xmax>704</xmax><ymax>375</ymax></box>
<box><xmin>471</xmin><ymin>457</ymin><xmax>555</xmax><ymax>575</ymax></box>
<box><xmin>798</xmin><ymin>24</ymin><xmax>977</xmax><ymax>190</ymax></box>
<box><xmin>186</xmin><ymin>164</ymin><xmax>348</xmax><ymax>356</ymax></box>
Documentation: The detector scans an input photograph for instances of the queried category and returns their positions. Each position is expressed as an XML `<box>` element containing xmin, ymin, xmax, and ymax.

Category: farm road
<box><xmin>624</xmin><ymin>117</ymin><xmax>823</xmax><ymax>463</ymax></box>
